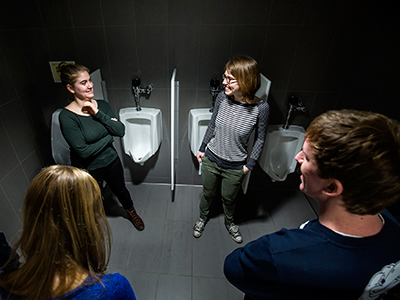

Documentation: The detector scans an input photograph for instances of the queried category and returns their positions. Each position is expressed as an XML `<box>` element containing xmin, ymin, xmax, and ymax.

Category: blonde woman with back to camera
<box><xmin>0</xmin><ymin>165</ymin><xmax>137</xmax><ymax>299</ymax></box>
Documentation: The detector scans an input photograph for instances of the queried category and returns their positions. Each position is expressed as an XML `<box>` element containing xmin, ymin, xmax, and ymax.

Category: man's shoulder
<box><xmin>252</xmin><ymin>220</ymin><xmax>328</xmax><ymax>254</ymax></box>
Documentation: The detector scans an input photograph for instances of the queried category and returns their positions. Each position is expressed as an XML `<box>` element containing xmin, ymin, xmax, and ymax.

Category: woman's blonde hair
<box><xmin>0</xmin><ymin>165</ymin><xmax>112</xmax><ymax>299</ymax></box>
<box><xmin>225</xmin><ymin>56</ymin><xmax>261</xmax><ymax>104</ymax></box>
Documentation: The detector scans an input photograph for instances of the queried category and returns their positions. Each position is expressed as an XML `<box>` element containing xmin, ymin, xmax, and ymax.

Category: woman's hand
<box><xmin>243</xmin><ymin>165</ymin><xmax>250</xmax><ymax>174</ymax></box>
<box><xmin>196</xmin><ymin>151</ymin><xmax>205</xmax><ymax>163</ymax></box>
<box><xmin>82</xmin><ymin>101</ymin><xmax>99</xmax><ymax>115</ymax></box>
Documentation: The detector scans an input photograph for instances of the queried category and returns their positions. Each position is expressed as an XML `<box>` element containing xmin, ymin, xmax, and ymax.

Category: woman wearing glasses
<box><xmin>193</xmin><ymin>56</ymin><xmax>269</xmax><ymax>243</ymax></box>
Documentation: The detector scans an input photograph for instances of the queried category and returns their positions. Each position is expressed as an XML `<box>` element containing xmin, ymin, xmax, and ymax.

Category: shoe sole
<box><xmin>136</xmin><ymin>225</ymin><xmax>145</xmax><ymax>231</ymax></box>
<box><xmin>193</xmin><ymin>231</ymin><xmax>203</xmax><ymax>238</ymax></box>
<box><xmin>127</xmin><ymin>218</ymin><xmax>145</xmax><ymax>231</ymax></box>
<box><xmin>230</xmin><ymin>235</ymin><xmax>243</xmax><ymax>243</ymax></box>
<box><xmin>227</xmin><ymin>232</ymin><xmax>242</xmax><ymax>243</ymax></box>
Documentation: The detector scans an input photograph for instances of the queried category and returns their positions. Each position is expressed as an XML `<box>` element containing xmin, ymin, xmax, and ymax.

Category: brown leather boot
<box><xmin>126</xmin><ymin>207</ymin><xmax>145</xmax><ymax>231</ymax></box>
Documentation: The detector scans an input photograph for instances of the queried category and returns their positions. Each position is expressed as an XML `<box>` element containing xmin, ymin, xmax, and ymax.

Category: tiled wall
<box><xmin>0</xmin><ymin>0</ymin><xmax>398</xmax><ymax>240</ymax></box>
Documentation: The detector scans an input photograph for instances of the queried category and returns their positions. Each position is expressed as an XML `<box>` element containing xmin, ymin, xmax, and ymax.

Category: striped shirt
<box><xmin>199</xmin><ymin>92</ymin><xmax>269</xmax><ymax>170</ymax></box>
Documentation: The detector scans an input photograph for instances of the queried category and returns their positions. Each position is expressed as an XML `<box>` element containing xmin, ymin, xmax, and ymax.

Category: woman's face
<box><xmin>222</xmin><ymin>70</ymin><xmax>242</xmax><ymax>101</ymax></box>
<box><xmin>68</xmin><ymin>71</ymin><xmax>94</xmax><ymax>101</ymax></box>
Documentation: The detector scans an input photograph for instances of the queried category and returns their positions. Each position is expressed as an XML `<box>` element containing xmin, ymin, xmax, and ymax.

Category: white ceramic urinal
<box><xmin>255</xmin><ymin>73</ymin><xmax>272</xmax><ymax>101</ymax></box>
<box><xmin>119</xmin><ymin>107</ymin><xmax>162</xmax><ymax>166</ymax></box>
<box><xmin>90</xmin><ymin>69</ymin><xmax>108</xmax><ymax>102</ymax></box>
<box><xmin>188</xmin><ymin>108</ymin><xmax>213</xmax><ymax>156</ymax></box>
<box><xmin>258</xmin><ymin>125</ymin><xmax>305</xmax><ymax>182</ymax></box>
<box><xmin>51</xmin><ymin>109</ymin><xmax>71</xmax><ymax>165</ymax></box>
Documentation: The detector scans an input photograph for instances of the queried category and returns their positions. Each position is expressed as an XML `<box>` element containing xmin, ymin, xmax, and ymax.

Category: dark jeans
<box><xmin>199</xmin><ymin>156</ymin><xmax>245</xmax><ymax>225</ymax></box>
<box><xmin>89</xmin><ymin>157</ymin><xmax>134</xmax><ymax>210</ymax></box>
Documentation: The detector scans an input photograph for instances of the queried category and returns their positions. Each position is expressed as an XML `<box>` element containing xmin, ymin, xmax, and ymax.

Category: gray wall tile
<box><xmin>1</xmin><ymin>166</ymin><xmax>29</xmax><ymax>219</ymax></box>
<box><xmin>0</xmin><ymin>100</ymin><xmax>37</xmax><ymax>161</ymax></box>
<box><xmin>0</xmin><ymin>186</ymin><xmax>21</xmax><ymax>240</ymax></box>
<box><xmin>69</xmin><ymin>0</ymin><xmax>103</xmax><ymax>27</ymax></box>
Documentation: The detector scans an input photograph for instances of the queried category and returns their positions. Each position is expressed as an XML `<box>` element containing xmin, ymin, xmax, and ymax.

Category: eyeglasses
<box><xmin>222</xmin><ymin>74</ymin><xmax>237</xmax><ymax>84</ymax></box>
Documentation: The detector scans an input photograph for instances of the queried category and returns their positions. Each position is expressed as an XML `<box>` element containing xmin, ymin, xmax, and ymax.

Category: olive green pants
<box><xmin>199</xmin><ymin>156</ymin><xmax>245</xmax><ymax>225</ymax></box>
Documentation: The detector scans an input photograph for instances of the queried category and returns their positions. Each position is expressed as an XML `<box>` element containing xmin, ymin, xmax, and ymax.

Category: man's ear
<box><xmin>66</xmin><ymin>84</ymin><xmax>75</xmax><ymax>94</ymax></box>
<box><xmin>322</xmin><ymin>179</ymin><xmax>343</xmax><ymax>197</ymax></box>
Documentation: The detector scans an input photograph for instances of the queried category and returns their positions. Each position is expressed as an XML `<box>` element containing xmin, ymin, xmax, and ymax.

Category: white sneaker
<box><xmin>193</xmin><ymin>218</ymin><xmax>206</xmax><ymax>238</ymax></box>
<box><xmin>226</xmin><ymin>223</ymin><xmax>243</xmax><ymax>243</ymax></box>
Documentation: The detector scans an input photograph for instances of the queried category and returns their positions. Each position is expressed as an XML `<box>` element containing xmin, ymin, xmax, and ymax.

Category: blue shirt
<box><xmin>224</xmin><ymin>210</ymin><xmax>400</xmax><ymax>300</ymax></box>
<box><xmin>0</xmin><ymin>273</ymin><xmax>136</xmax><ymax>300</ymax></box>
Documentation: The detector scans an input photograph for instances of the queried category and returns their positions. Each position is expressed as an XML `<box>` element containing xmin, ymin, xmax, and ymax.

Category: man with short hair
<box><xmin>224</xmin><ymin>110</ymin><xmax>400</xmax><ymax>300</ymax></box>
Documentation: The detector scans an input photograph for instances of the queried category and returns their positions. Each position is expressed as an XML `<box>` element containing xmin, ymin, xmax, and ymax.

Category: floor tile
<box><xmin>156</xmin><ymin>274</ymin><xmax>192</xmax><ymax>300</ymax></box>
<box><xmin>193</xmin><ymin>277</ymin><xmax>229</xmax><ymax>300</ymax></box>
<box><xmin>269</xmin><ymin>190</ymin><xmax>306</xmax><ymax>230</ymax></box>
<box><xmin>106</xmin><ymin>183</ymin><xmax>316</xmax><ymax>299</ymax></box>
<box><xmin>140</xmin><ymin>184</ymin><xmax>169</xmax><ymax>220</ymax></box>
<box><xmin>125</xmin><ymin>270</ymin><xmax>158</xmax><ymax>300</ymax></box>
<box><xmin>290</xmin><ymin>190</ymin><xmax>317</xmax><ymax>223</ymax></box>
<box><xmin>126</xmin><ymin>183</ymin><xmax>150</xmax><ymax>212</ymax></box>
<box><xmin>167</xmin><ymin>185</ymin><xmax>193</xmax><ymax>222</ymax></box>
<box><xmin>127</xmin><ymin>218</ymin><xmax>165</xmax><ymax>273</ymax></box>
<box><xmin>160</xmin><ymin>220</ymin><xmax>192</xmax><ymax>275</ymax></box>
<box><xmin>107</xmin><ymin>217</ymin><xmax>138</xmax><ymax>270</ymax></box>
<box><xmin>245</xmin><ymin>214</ymin><xmax>277</xmax><ymax>241</ymax></box>
<box><xmin>227</xmin><ymin>280</ymin><xmax>246</xmax><ymax>300</ymax></box>
<box><xmin>192</xmin><ymin>222</ymin><xmax>225</xmax><ymax>278</ymax></box>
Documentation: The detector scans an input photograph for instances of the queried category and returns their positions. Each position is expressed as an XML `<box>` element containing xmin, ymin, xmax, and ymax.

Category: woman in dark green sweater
<box><xmin>58</xmin><ymin>62</ymin><xmax>144</xmax><ymax>231</ymax></box>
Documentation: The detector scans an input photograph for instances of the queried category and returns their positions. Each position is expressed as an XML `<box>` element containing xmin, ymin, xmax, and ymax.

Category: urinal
<box><xmin>258</xmin><ymin>125</ymin><xmax>305</xmax><ymax>182</ymax></box>
<box><xmin>90</xmin><ymin>69</ymin><xmax>108</xmax><ymax>102</ymax></box>
<box><xmin>51</xmin><ymin>109</ymin><xmax>71</xmax><ymax>165</ymax></box>
<box><xmin>119</xmin><ymin>107</ymin><xmax>162</xmax><ymax>166</ymax></box>
<box><xmin>255</xmin><ymin>73</ymin><xmax>271</xmax><ymax>101</ymax></box>
<box><xmin>188</xmin><ymin>108</ymin><xmax>213</xmax><ymax>156</ymax></box>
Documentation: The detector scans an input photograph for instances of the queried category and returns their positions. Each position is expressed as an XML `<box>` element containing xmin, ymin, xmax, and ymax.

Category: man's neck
<box><xmin>318</xmin><ymin>200</ymin><xmax>384</xmax><ymax>237</ymax></box>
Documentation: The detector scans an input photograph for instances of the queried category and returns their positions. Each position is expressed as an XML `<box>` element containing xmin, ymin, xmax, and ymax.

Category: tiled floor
<box><xmin>104</xmin><ymin>176</ymin><xmax>317</xmax><ymax>300</ymax></box>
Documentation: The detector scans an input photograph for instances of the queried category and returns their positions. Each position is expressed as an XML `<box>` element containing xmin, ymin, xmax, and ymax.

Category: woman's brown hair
<box><xmin>0</xmin><ymin>165</ymin><xmax>112</xmax><ymax>299</ymax></box>
<box><xmin>58</xmin><ymin>62</ymin><xmax>89</xmax><ymax>88</ymax></box>
<box><xmin>58</xmin><ymin>62</ymin><xmax>90</xmax><ymax>101</ymax></box>
<box><xmin>305</xmin><ymin>110</ymin><xmax>400</xmax><ymax>215</ymax></box>
<box><xmin>225</xmin><ymin>56</ymin><xmax>261</xmax><ymax>104</ymax></box>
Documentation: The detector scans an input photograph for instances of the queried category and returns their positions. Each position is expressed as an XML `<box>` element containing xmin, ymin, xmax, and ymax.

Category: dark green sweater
<box><xmin>59</xmin><ymin>100</ymin><xmax>125</xmax><ymax>171</ymax></box>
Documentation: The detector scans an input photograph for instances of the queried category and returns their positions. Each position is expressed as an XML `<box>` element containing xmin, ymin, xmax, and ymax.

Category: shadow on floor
<box><xmin>102</xmin><ymin>184</ymin><xmax>128</xmax><ymax>219</ymax></box>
